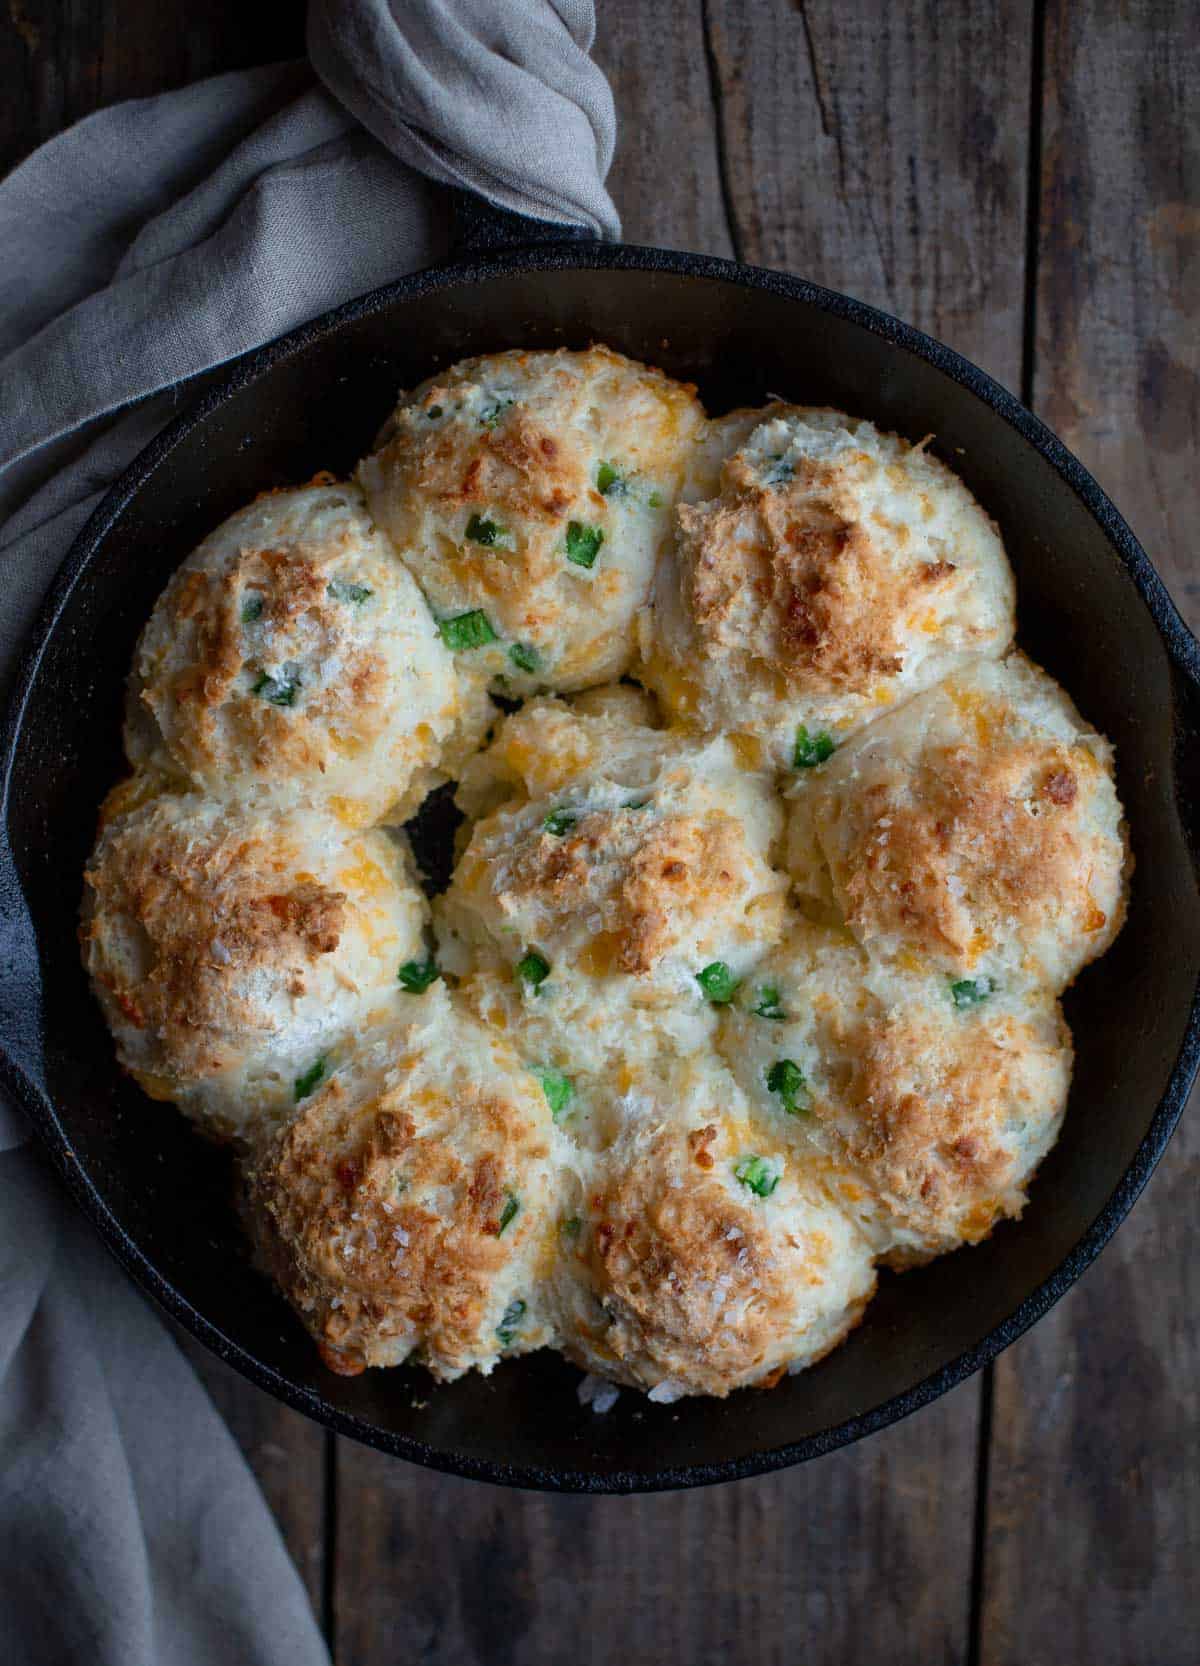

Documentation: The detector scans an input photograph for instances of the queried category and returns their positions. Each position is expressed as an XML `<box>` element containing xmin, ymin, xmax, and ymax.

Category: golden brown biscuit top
<box><xmin>405</xmin><ymin>393</ymin><xmax>591</xmax><ymax>549</ymax></box>
<box><xmin>489</xmin><ymin>806</ymin><xmax>750</xmax><ymax>976</ymax></box>
<box><xmin>150</xmin><ymin>540</ymin><xmax>393</xmax><ymax>781</ymax></box>
<box><xmin>678</xmin><ymin>449</ymin><xmax>961</xmax><ymax>694</ymax></box>
<box><xmin>359</xmin><ymin>345</ymin><xmax>706</xmax><ymax>689</ymax></box>
<box><xmin>836</xmin><ymin>737</ymin><xmax>1107</xmax><ymax>970</ymax></box>
<box><xmin>824</xmin><ymin>1001</ymin><xmax>1068</xmax><ymax>1255</ymax></box>
<box><xmin>83</xmin><ymin>812</ymin><xmax>348</xmax><ymax>1076</ymax></box>
<box><xmin>584</xmin><ymin>1127</ymin><xmax>793</xmax><ymax>1395</ymax></box>
<box><xmin>247</xmin><ymin>1071</ymin><xmax>548</xmax><ymax>1375</ymax></box>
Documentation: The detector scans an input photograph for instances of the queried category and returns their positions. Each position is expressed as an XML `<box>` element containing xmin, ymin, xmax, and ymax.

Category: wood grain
<box><xmin>8</xmin><ymin>1</ymin><xmax>1196</xmax><ymax>1660</ymax></box>
<box><xmin>703</xmin><ymin>0</ymin><xmax>1034</xmax><ymax>383</ymax></box>
<box><xmin>981</xmin><ymin>5</ymin><xmax>1200</xmax><ymax>1660</ymax></box>
<box><xmin>590</xmin><ymin>0</ymin><xmax>734</xmax><ymax>257</ymax></box>
<box><xmin>0</xmin><ymin>0</ymin><xmax>306</xmax><ymax>175</ymax></box>
<box><xmin>334</xmin><ymin>1399</ymin><xmax>978</xmax><ymax>1666</ymax></box>
<box><xmin>332</xmin><ymin>5</ymin><xmax>1033</xmax><ymax>1663</ymax></box>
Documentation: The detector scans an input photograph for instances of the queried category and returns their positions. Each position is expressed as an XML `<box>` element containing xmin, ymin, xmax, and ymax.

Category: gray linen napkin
<box><xmin>0</xmin><ymin>6</ymin><xmax>617</xmax><ymax>1662</ymax></box>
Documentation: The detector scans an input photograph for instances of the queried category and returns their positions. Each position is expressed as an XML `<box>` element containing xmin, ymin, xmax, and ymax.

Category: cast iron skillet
<box><xmin>3</xmin><ymin>198</ymin><xmax>1199</xmax><ymax>1493</ymax></box>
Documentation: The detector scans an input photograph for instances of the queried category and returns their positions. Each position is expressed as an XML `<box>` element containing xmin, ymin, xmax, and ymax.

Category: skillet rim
<box><xmin>3</xmin><ymin>238</ymin><xmax>1199</xmax><ymax>1494</ymax></box>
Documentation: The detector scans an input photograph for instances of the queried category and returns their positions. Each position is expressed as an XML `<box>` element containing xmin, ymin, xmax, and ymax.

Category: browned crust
<box><xmin>677</xmin><ymin>451</ymin><xmax>961</xmax><ymax>693</ymax></box>
<box><xmin>144</xmin><ymin>539</ymin><xmax>392</xmax><ymax>784</ymax></box>
<box><xmin>82</xmin><ymin>811</ymin><xmax>347</xmax><ymax>1078</ymax></box>
<box><xmin>817</xmin><ymin>1001</ymin><xmax>1070</xmax><ymax>1248</ymax></box>
<box><xmin>244</xmin><ymin>1074</ymin><xmax>545</xmax><ymax>1376</ymax></box>
<box><xmin>584</xmin><ymin>1129</ymin><xmax>791</xmax><ymax>1396</ymax></box>
<box><xmin>411</xmin><ymin>400</ymin><xmax>587</xmax><ymax>531</ymax></box>
<box><xmin>496</xmin><ymin>807</ymin><xmax>751</xmax><ymax>974</ymax></box>
<box><xmin>366</xmin><ymin>348</ymin><xmax>702</xmax><ymax>632</ymax></box>
<box><xmin>835</xmin><ymin>738</ymin><xmax>1106</xmax><ymax>967</ymax></box>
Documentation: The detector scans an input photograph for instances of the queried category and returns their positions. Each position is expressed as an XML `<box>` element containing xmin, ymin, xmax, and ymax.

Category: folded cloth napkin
<box><xmin>0</xmin><ymin>6</ymin><xmax>617</xmax><ymax>1662</ymax></box>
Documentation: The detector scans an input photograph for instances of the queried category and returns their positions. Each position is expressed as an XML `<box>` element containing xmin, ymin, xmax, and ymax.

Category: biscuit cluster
<box><xmin>82</xmin><ymin>348</ymin><xmax>1129</xmax><ymax>1400</ymax></box>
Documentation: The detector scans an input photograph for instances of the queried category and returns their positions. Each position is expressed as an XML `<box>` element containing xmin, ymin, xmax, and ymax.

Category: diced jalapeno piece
<box><xmin>516</xmin><ymin>950</ymin><xmax>551</xmax><ymax>992</ymax></box>
<box><xmin>241</xmin><ymin>595</ymin><xmax>264</xmax><ymax>624</ymax></box>
<box><xmin>497</xmin><ymin>1192</ymin><xmax>520</xmax><ymax>1235</ymax></box>
<box><xmin>565</xmin><ymin>521</ymin><xmax>604</xmax><ymax>568</ymax></box>
<box><xmin>480</xmin><ymin>396</ymin><xmax>514</xmax><ymax>428</ymax></box>
<box><xmin>734</xmin><ymin>1154</ymin><xmax>782</xmax><ymax>1198</ymax></box>
<box><xmin>696</xmin><ymin>961</ymin><xmax>741</xmax><ymax>1004</ymax></box>
<box><xmin>765</xmin><ymin>1058</ymin><xmax>811</xmax><ymax>1116</ymax></box>
<box><xmin>509</xmin><ymin>642</ymin><xmax>540</xmax><ymax>674</ymax></box>
<box><xmin>439</xmin><ymin>610</ymin><xmax>497</xmax><ymax>651</ymax></box>
<box><xmin>537</xmin><ymin>1068</ymin><xmax>574</xmax><ymax>1120</ymax></box>
<box><xmin>397</xmin><ymin>956</ymin><xmax>439</xmax><ymax>994</ymax></box>
<box><xmin>647</xmin><ymin>490</ymin><xmax>663</xmax><ymax>509</ymax></box>
<box><xmin>596</xmin><ymin>461</ymin><xmax>625</xmax><ymax>496</ymax></box>
<box><xmin>327</xmin><ymin>579</ymin><xmax>373</xmax><ymax>603</ymax></box>
<box><xmin>543</xmin><ymin>808</ymin><xmax>577</xmax><ymax>836</ymax></box>
<box><xmin>294</xmin><ymin>1056</ymin><xmax>327</xmax><ymax>1102</ymax></box>
<box><xmin>252</xmin><ymin>670</ymin><xmax>300</xmax><ymax>707</ymax></box>
<box><xmin>793</xmin><ymin>725</ymin><xmax>836</xmax><ymax>769</ymax></box>
<box><xmin>465</xmin><ymin>513</ymin><xmax>507</xmax><ymax>547</ymax></box>
<box><xmin>950</xmin><ymin>976</ymin><xmax>994</xmax><ymax>1009</ymax></box>
<box><xmin>560</xmin><ymin>1215</ymin><xmax>582</xmax><ymax>1239</ymax></box>
<box><xmin>496</xmin><ymin>1297</ymin><xmax>526</xmax><ymax>1345</ymax></box>
<box><xmin>753</xmin><ymin>984</ymin><xmax>786</xmax><ymax>1021</ymax></box>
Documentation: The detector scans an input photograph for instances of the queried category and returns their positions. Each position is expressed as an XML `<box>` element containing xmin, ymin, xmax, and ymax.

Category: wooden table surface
<box><xmin>5</xmin><ymin>2</ymin><xmax>1197</xmax><ymax>1661</ymax></box>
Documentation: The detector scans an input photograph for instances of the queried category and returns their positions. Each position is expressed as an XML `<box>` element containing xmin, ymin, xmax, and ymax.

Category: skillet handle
<box><xmin>448</xmin><ymin>188</ymin><xmax>598</xmax><ymax>257</ymax></box>
<box><xmin>0</xmin><ymin>815</ymin><xmax>46</xmax><ymax>1097</ymax></box>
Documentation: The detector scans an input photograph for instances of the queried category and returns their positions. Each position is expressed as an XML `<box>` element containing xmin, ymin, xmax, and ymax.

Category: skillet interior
<box><xmin>5</xmin><ymin>249</ymin><xmax>1199</xmax><ymax>1491</ymax></box>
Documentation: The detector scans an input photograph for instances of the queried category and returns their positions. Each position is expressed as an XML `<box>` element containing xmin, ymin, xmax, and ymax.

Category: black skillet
<box><xmin>3</xmin><ymin>196</ymin><xmax>1198</xmax><ymax>1493</ymax></box>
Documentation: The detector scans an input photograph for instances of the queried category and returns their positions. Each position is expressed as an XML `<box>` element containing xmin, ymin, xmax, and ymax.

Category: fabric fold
<box><xmin>0</xmin><ymin>4</ymin><xmax>618</xmax><ymax>1661</ymax></box>
<box><xmin>308</xmin><ymin>0</ymin><xmax>619</xmax><ymax>235</ymax></box>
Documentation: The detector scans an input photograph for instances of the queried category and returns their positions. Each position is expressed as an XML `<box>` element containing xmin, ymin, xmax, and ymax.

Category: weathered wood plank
<box><xmin>591</xmin><ymin>0</ymin><xmax>734</xmax><ymax>257</ymax></box>
<box><xmin>704</xmin><ymin>0</ymin><xmax>1033</xmax><ymax>384</ymax></box>
<box><xmin>981</xmin><ymin>4</ymin><xmax>1200</xmax><ymax>1661</ymax></box>
<box><xmin>0</xmin><ymin>0</ymin><xmax>306</xmax><ymax>175</ymax></box>
<box><xmin>334</xmin><ymin>1399</ymin><xmax>978</xmax><ymax>1666</ymax></box>
<box><xmin>332</xmin><ymin>6</ymin><xmax>1033</xmax><ymax>1664</ymax></box>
